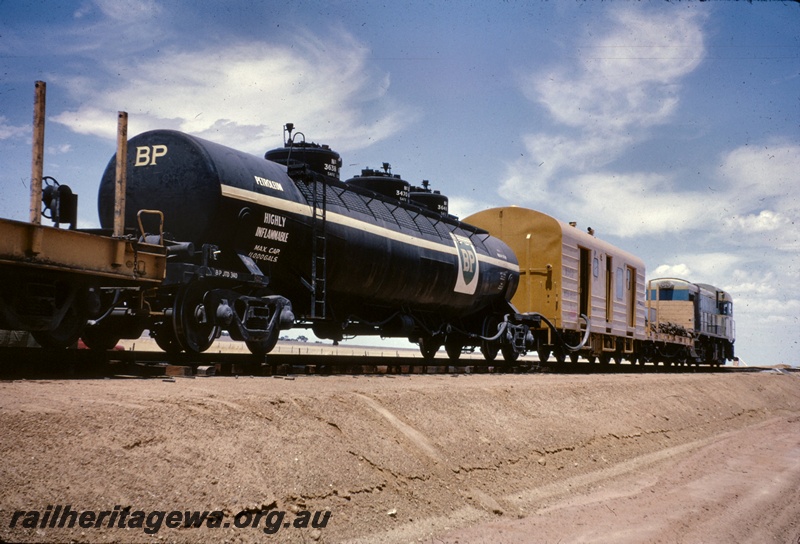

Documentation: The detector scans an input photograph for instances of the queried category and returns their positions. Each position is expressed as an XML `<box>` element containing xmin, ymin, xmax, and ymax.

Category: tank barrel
<box><xmin>29</xmin><ymin>81</ymin><xmax>46</xmax><ymax>224</ymax></box>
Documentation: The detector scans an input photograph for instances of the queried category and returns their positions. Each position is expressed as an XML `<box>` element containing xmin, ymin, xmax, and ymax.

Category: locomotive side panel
<box><xmin>652</xmin><ymin>300</ymin><xmax>695</xmax><ymax>329</ymax></box>
<box><xmin>694</xmin><ymin>283</ymin><xmax>735</xmax><ymax>340</ymax></box>
<box><xmin>647</xmin><ymin>279</ymin><xmax>698</xmax><ymax>333</ymax></box>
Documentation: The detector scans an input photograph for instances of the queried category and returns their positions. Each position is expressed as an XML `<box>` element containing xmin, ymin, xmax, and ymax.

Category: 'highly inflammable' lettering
<box><xmin>255</xmin><ymin>227</ymin><xmax>289</xmax><ymax>243</ymax></box>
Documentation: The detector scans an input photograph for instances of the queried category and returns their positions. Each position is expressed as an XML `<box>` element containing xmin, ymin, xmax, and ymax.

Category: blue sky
<box><xmin>1</xmin><ymin>1</ymin><xmax>798</xmax><ymax>365</ymax></box>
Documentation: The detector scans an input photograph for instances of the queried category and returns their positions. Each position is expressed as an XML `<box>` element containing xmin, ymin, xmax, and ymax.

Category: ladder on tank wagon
<box><xmin>310</xmin><ymin>180</ymin><xmax>327</xmax><ymax>319</ymax></box>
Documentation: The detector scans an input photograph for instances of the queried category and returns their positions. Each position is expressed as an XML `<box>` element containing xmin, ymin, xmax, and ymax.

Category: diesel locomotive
<box><xmin>645</xmin><ymin>278</ymin><xmax>735</xmax><ymax>365</ymax></box>
<box><xmin>81</xmin><ymin>126</ymin><xmax>538</xmax><ymax>359</ymax></box>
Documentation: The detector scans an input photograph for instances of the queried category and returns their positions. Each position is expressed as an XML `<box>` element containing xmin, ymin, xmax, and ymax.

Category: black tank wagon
<box><xmin>93</xmin><ymin>128</ymin><xmax>532</xmax><ymax>359</ymax></box>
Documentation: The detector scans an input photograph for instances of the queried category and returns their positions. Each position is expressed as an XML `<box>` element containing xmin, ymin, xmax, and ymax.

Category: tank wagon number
<box><xmin>323</xmin><ymin>161</ymin><xmax>339</xmax><ymax>176</ymax></box>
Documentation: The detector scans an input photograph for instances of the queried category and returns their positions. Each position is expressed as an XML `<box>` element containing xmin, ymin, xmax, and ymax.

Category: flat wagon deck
<box><xmin>0</xmin><ymin>217</ymin><xmax>165</xmax><ymax>284</ymax></box>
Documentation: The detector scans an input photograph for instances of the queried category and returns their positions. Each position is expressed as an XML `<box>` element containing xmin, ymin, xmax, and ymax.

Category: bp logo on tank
<box><xmin>451</xmin><ymin>233</ymin><xmax>479</xmax><ymax>295</ymax></box>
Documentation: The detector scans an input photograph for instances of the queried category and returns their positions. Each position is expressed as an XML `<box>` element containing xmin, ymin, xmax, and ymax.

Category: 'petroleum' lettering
<box><xmin>255</xmin><ymin>176</ymin><xmax>284</xmax><ymax>191</ymax></box>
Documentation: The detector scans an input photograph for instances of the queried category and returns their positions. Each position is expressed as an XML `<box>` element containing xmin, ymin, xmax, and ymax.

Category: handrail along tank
<box><xmin>96</xmin><ymin>128</ymin><xmax>526</xmax><ymax>358</ymax></box>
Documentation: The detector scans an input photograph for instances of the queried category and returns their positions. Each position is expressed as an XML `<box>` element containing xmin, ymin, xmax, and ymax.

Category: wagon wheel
<box><xmin>553</xmin><ymin>348</ymin><xmax>566</xmax><ymax>364</ymax></box>
<box><xmin>173</xmin><ymin>281</ymin><xmax>219</xmax><ymax>354</ymax></box>
<box><xmin>81</xmin><ymin>321</ymin><xmax>122</xmax><ymax>351</ymax></box>
<box><xmin>480</xmin><ymin>345</ymin><xmax>498</xmax><ymax>362</ymax></box>
<box><xmin>418</xmin><ymin>336</ymin><xmax>441</xmax><ymax>360</ymax></box>
<box><xmin>246</xmin><ymin>331</ymin><xmax>280</xmax><ymax>357</ymax></box>
<box><xmin>569</xmin><ymin>352</ymin><xmax>580</xmax><ymax>364</ymax></box>
<box><xmin>445</xmin><ymin>340</ymin><xmax>463</xmax><ymax>361</ymax></box>
<box><xmin>480</xmin><ymin>315</ymin><xmax>500</xmax><ymax>362</ymax></box>
<box><xmin>32</xmin><ymin>298</ymin><xmax>87</xmax><ymax>349</ymax></box>
<box><xmin>501</xmin><ymin>343</ymin><xmax>519</xmax><ymax>362</ymax></box>
<box><xmin>152</xmin><ymin>322</ymin><xmax>182</xmax><ymax>354</ymax></box>
<box><xmin>537</xmin><ymin>348</ymin><xmax>551</xmax><ymax>363</ymax></box>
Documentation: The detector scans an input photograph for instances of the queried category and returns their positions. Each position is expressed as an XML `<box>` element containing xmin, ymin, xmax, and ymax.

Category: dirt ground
<box><xmin>1</xmin><ymin>369</ymin><xmax>798</xmax><ymax>543</ymax></box>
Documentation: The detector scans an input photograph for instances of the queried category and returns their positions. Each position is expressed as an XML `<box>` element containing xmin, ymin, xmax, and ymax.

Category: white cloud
<box><xmin>506</xmin><ymin>132</ymin><xmax>635</xmax><ymax>202</ymax></box>
<box><xmin>503</xmin><ymin>9</ymin><xmax>707</xmax><ymax>233</ymax></box>
<box><xmin>51</xmin><ymin>32</ymin><xmax>417</xmax><ymax>154</ymax></box>
<box><xmin>503</xmin><ymin>8</ymin><xmax>798</xmax><ymax>250</ymax></box>
<box><xmin>447</xmin><ymin>195</ymin><xmax>491</xmax><ymax>221</ymax></box>
<box><xmin>716</xmin><ymin>142</ymin><xmax>800</xmax><ymax>248</ymax></box>
<box><xmin>712</xmin><ymin>141</ymin><xmax>800</xmax><ymax>250</ymax></box>
<box><xmin>651</xmin><ymin>263</ymin><xmax>692</xmax><ymax>278</ymax></box>
<box><xmin>90</xmin><ymin>0</ymin><xmax>162</xmax><ymax>21</ymax></box>
<box><xmin>724</xmin><ymin>210</ymin><xmax>790</xmax><ymax>233</ymax></box>
<box><xmin>735</xmin><ymin>297</ymin><xmax>800</xmax><ymax>320</ymax></box>
<box><xmin>725</xmin><ymin>270</ymin><xmax>780</xmax><ymax>298</ymax></box>
<box><xmin>0</xmin><ymin>117</ymin><xmax>28</xmax><ymax>140</ymax></box>
<box><xmin>523</xmin><ymin>9</ymin><xmax>703</xmax><ymax>131</ymax></box>
<box><xmin>46</xmin><ymin>143</ymin><xmax>72</xmax><ymax>155</ymax></box>
<box><xmin>683</xmin><ymin>252</ymin><xmax>741</xmax><ymax>279</ymax></box>
<box><xmin>651</xmin><ymin>252</ymin><xmax>740</xmax><ymax>283</ymax></box>
<box><xmin>564</xmin><ymin>172</ymin><xmax>715</xmax><ymax>237</ymax></box>
<box><xmin>504</xmin><ymin>169</ymin><xmax>721</xmax><ymax>239</ymax></box>
<box><xmin>718</xmin><ymin>142</ymin><xmax>799</xmax><ymax>202</ymax></box>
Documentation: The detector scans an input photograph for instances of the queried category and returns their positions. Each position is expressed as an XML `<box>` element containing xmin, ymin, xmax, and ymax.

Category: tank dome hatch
<box><xmin>409</xmin><ymin>179</ymin><xmax>449</xmax><ymax>216</ymax></box>
<box><xmin>345</xmin><ymin>162</ymin><xmax>410</xmax><ymax>203</ymax></box>
<box><xmin>264</xmin><ymin>123</ymin><xmax>342</xmax><ymax>181</ymax></box>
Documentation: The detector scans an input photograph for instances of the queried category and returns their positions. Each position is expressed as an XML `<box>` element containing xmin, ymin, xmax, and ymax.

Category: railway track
<box><xmin>0</xmin><ymin>345</ymin><xmax>776</xmax><ymax>380</ymax></box>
